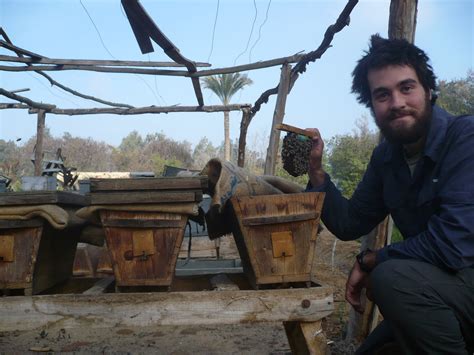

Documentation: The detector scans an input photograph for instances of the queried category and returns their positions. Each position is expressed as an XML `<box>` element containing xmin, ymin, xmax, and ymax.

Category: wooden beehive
<box><xmin>0</xmin><ymin>191</ymin><xmax>87</xmax><ymax>295</ymax></box>
<box><xmin>100</xmin><ymin>210</ymin><xmax>188</xmax><ymax>288</ymax></box>
<box><xmin>90</xmin><ymin>177</ymin><xmax>207</xmax><ymax>289</ymax></box>
<box><xmin>230</xmin><ymin>192</ymin><xmax>325</xmax><ymax>288</ymax></box>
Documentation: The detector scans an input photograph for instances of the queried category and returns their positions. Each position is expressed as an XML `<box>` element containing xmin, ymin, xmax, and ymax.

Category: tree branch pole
<box><xmin>0</xmin><ymin>30</ymin><xmax>134</xmax><ymax>109</ymax></box>
<box><xmin>0</xmin><ymin>88</ymin><xmax>55</xmax><ymax>110</ymax></box>
<box><xmin>0</xmin><ymin>54</ymin><xmax>210</xmax><ymax>68</ymax></box>
<box><xmin>34</xmin><ymin>110</ymin><xmax>46</xmax><ymax>176</ymax></box>
<box><xmin>264</xmin><ymin>63</ymin><xmax>292</xmax><ymax>175</ymax></box>
<box><xmin>238</xmin><ymin>0</ymin><xmax>359</xmax><ymax>166</ymax></box>
<box><xmin>0</xmin><ymin>54</ymin><xmax>306</xmax><ymax>78</ymax></box>
<box><xmin>27</xmin><ymin>104</ymin><xmax>251</xmax><ymax>116</ymax></box>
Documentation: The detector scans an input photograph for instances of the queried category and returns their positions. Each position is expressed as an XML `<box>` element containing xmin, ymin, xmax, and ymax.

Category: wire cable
<box><xmin>248</xmin><ymin>0</ymin><xmax>272</xmax><ymax>63</ymax></box>
<box><xmin>233</xmin><ymin>0</ymin><xmax>258</xmax><ymax>66</ymax></box>
<box><xmin>207</xmin><ymin>0</ymin><xmax>220</xmax><ymax>63</ymax></box>
<box><xmin>79</xmin><ymin>0</ymin><xmax>116</xmax><ymax>59</ymax></box>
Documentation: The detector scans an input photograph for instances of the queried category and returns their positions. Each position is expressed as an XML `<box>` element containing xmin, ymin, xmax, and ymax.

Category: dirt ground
<box><xmin>0</xmin><ymin>229</ymin><xmax>360</xmax><ymax>354</ymax></box>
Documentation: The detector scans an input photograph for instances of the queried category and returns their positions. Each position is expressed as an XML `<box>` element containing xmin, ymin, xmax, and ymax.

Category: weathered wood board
<box><xmin>0</xmin><ymin>286</ymin><xmax>333</xmax><ymax>331</ymax></box>
<box><xmin>89</xmin><ymin>190</ymin><xmax>203</xmax><ymax>205</ymax></box>
<box><xmin>90</xmin><ymin>176</ymin><xmax>208</xmax><ymax>192</ymax></box>
<box><xmin>0</xmin><ymin>191</ymin><xmax>88</xmax><ymax>206</ymax></box>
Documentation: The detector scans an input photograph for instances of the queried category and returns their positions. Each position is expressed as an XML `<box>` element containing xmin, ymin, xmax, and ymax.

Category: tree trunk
<box><xmin>224</xmin><ymin>111</ymin><xmax>230</xmax><ymax>161</ymax></box>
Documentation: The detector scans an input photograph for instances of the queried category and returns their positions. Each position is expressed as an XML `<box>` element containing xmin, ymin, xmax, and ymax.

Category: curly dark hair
<box><xmin>352</xmin><ymin>34</ymin><xmax>437</xmax><ymax>108</ymax></box>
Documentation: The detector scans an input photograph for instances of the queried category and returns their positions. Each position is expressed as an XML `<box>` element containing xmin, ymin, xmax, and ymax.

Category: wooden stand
<box><xmin>230</xmin><ymin>192</ymin><xmax>325</xmax><ymax>288</ymax></box>
<box><xmin>0</xmin><ymin>273</ymin><xmax>333</xmax><ymax>354</ymax></box>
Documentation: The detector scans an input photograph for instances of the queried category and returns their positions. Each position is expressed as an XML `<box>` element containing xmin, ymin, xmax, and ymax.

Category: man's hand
<box><xmin>345</xmin><ymin>260</ymin><xmax>370</xmax><ymax>314</ymax></box>
<box><xmin>306</xmin><ymin>128</ymin><xmax>326</xmax><ymax>187</ymax></box>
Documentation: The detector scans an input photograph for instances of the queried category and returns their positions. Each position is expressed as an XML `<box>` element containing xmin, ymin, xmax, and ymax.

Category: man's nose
<box><xmin>390</xmin><ymin>91</ymin><xmax>406</xmax><ymax>109</ymax></box>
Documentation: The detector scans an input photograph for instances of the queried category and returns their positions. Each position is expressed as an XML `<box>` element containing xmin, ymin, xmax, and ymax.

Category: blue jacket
<box><xmin>307</xmin><ymin>106</ymin><xmax>474</xmax><ymax>271</ymax></box>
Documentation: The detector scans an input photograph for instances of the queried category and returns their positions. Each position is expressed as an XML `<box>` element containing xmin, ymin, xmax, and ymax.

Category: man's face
<box><xmin>368</xmin><ymin>65</ymin><xmax>432</xmax><ymax>144</ymax></box>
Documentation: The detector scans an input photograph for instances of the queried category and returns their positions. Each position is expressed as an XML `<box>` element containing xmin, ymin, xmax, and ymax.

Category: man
<box><xmin>307</xmin><ymin>34</ymin><xmax>474</xmax><ymax>354</ymax></box>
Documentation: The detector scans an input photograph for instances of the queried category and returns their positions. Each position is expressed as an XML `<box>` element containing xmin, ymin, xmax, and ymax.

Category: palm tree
<box><xmin>202</xmin><ymin>73</ymin><xmax>253</xmax><ymax>161</ymax></box>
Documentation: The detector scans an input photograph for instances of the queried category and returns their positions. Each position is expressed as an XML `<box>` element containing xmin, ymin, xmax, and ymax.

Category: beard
<box><xmin>374</xmin><ymin>96</ymin><xmax>432</xmax><ymax>145</ymax></box>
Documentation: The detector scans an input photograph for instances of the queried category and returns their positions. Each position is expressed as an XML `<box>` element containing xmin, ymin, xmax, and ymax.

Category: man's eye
<box><xmin>375</xmin><ymin>92</ymin><xmax>389</xmax><ymax>101</ymax></box>
<box><xmin>401</xmin><ymin>86</ymin><xmax>413</xmax><ymax>93</ymax></box>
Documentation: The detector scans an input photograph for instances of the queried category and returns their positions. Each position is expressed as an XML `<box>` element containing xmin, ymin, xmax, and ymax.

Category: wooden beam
<box><xmin>0</xmin><ymin>102</ymin><xmax>29</xmax><ymax>109</ymax></box>
<box><xmin>0</xmin><ymin>88</ymin><xmax>55</xmax><ymax>110</ymax></box>
<box><xmin>34</xmin><ymin>110</ymin><xmax>45</xmax><ymax>176</ymax></box>
<box><xmin>194</xmin><ymin>54</ymin><xmax>305</xmax><ymax>77</ymax></box>
<box><xmin>0</xmin><ymin>54</ymin><xmax>210</xmax><ymax>68</ymax></box>
<box><xmin>264</xmin><ymin>63</ymin><xmax>291</xmax><ymax>175</ymax></box>
<box><xmin>0</xmin><ymin>30</ymin><xmax>134</xmax><ymax>109</ymax></box>
<box><xmin>0</xmin><ymin>56</ymin><xmax>308</xmax><ymax>78</ymax></box>
<box><xmin>0</xmin><ymin>287</ymin><xmax>333</xmax><ymax>331</ymax></box>
<box><xmin>0</xmin><ymin>39</ymin><xmax>43</xmax><ymax>59</ymax></box>
<box><xmin>28</xmin><ymin>104</ymin><xmax>251</xmax><ymax>116</ymax></box>
<box><xmin>0</xmin><ymin>64</ymin><xmax>189</xmax><ymax>76</ymax></box>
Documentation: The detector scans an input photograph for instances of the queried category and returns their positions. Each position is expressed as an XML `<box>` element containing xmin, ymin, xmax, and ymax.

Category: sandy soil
<box><xmin>0</xmin><ymin>229</ymin><xmax>360</xmax><ymax>354</ymax></box>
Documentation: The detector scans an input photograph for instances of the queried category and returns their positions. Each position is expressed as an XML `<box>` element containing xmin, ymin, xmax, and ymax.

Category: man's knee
<box><xmin>369</xmin><ymin>259</ymin><xmax>423</xmax><ymax>308</ymax></box>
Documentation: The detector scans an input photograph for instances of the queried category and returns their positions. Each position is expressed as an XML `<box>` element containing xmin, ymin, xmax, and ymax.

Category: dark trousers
<box><xmin>357</xmin><ymin>259</ymin><xmax>474</xmax><ymax>355</ymax></box>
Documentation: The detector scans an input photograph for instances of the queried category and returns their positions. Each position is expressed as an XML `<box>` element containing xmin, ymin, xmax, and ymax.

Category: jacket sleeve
<box><xmin>306</xmin><ymin>145</ymin><xmax>388</xmax><ymax>241</ymax></box>
<box><xmin>377</xmin><ymin>119</ymin><xmax>474</xmax><ymax>271</ymax></box>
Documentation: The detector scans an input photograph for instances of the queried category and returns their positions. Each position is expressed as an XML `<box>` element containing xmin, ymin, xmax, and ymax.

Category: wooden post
<box><xmin>388</xmin><ymin>0</ymin><xmax>418</xmax><ymax>42</ymax></box>
<box><xmin>346</xmin><ymin>0</ymin><xmax>418</xmax><ymax>344</ymax></box>
<box><xmin>237</xmin><ymin>108</ymin><xmax>251</xmax><ymax>167</ymax></box>
<box><xmin>34</xmin><ymin>109</ymin><xmax>46</xmax><ymax>176</ymax></box>
<box><xmin>264</xmin><ymin>63</ymin><xmax>291</xmax><ymax>175</ymax></box>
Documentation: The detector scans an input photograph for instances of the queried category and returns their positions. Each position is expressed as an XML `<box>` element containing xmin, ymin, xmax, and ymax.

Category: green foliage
<box><xmin>326</xmin><ymin>116</ymin><xmax>378</xmax><ymax>197</ymax></box>
<box><xmin>391</xmin><ymin>225</ymin><xmax>404</xmax><ymax>243</ymax></box>
<box><xmin>437</xmin><ymin>69</ymin><xmax>474</xmax><ymax>115</ymax></box>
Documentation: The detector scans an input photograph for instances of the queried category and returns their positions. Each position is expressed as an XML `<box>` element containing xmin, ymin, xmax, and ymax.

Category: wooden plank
<box><xmin>0</xmin><ymin>286</ymin><xmax>333</xmax><ymax>331</ymax></box>
<box><xmin>90</xmin><ymin>176</ymin><xmax>207</xmax><ymax>192</ymax></box>
<box><xmin>275</xmin><ymin>123</ymin><xmax>316</xmax><ymax>138</ymax></box>
<box><xmin>0</xmin><ymin>191</ymin><xmax>88</xmax><ymax>206</ymax></box>
<box><xmin>0</xmin><ymin>219</ymin><xmax>43</xmax><ymax>229</ymax></box>
<box><xmin>242</xmin><ymin>212</ymin><xmax>319</xmax><ymax>226</ymax></box>
<box><xmin>82</xmin><ymin>276</ymin><xmax>115</xmax><ymax>295</ymax></box>
<box><xmin>90</xmin><ymin>190</ymin><xmax>202</xmax><ymax>205</ymax></box>
<box><xmin>284</xmin><ymin>320</ymin><xmax>328</xmax><ymax>355</ymax></box>
<box><xmin>102</xmin><ymin>219</ymin><xmax>184</xmax><ymax>229</ymax></box>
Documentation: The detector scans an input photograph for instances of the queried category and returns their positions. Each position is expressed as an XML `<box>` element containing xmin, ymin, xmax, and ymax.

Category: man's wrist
<box><xmin>309</xmin><ymin>169</ymin><xmax>326</xmax><ymax>188</ymax></box>
<box><xmin>356</xmin><ymin>249</ymin><xmax>376</xmax><ymax>273</ymax></box>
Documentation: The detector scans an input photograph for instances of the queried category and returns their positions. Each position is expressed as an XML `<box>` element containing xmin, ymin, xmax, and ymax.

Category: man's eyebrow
<box><xmin>371</xmin><ymin>78</ymin><xmax>419</xmax><ymax>96</ymax></box>
<box><xmin>399</xmin><ymin>78</ymin><xmax>418</xmax><ymax>86</ymax></box>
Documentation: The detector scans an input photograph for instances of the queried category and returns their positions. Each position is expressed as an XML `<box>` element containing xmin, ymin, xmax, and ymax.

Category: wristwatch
<box><xmin>356</xmin><ymin>248</ymin><xmax>373</xmax><ymax>273</ymax></box>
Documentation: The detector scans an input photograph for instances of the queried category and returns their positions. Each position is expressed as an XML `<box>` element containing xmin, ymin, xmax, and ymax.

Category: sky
<box><xmin>0</xmin><ymin>0</ymin><xmax>473</xmax><ymax>153</ymax></box>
